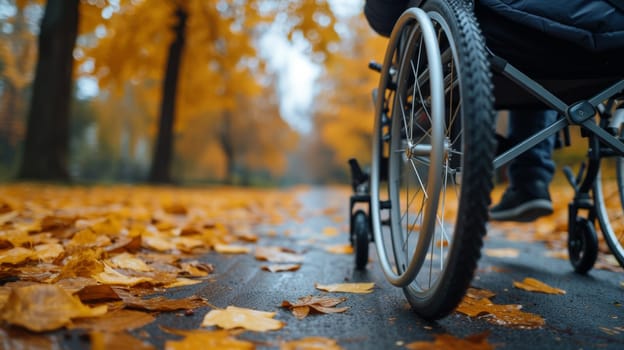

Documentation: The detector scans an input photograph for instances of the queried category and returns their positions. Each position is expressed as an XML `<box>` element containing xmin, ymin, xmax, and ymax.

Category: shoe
<box><xmin>489</xmin><ymin>184</ymin><xmax>553</xmax><ymax>222</ymax></box>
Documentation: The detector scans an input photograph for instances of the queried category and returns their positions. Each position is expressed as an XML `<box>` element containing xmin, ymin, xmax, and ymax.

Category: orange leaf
<box><xmin>201</xmin><ymin>306</ymin><xmax>284</xmax><ymax>331</ymax></box>
<box><xmin>90</xmin><ymin>331</ymin><xmax>154</xmax><ymax>350</ymax></box>
<box><xmin>513</xmin><ymin>277</ymin><xmax>566</xmax><ymax>295</ymax></box>
<box><xmin>456</xmin><ymin>295</ymin><xmax>545</xmax><ymax>329</ymax></box>
<box><xmin>405</xmin><ymin>332</ymin><xmax>494</xmax><ymax>350</ymax></box>
<box><xmin>0</xmin><ymin>284</ymin><xmax>107</xmax><ymax>332</ymax></box>
<box><xmin>315</xmin><ymin>282</ymin><xmax>374</xmax><ymax>294</ymax></box>
<box><xmin>164</xmin><ymin>329</ymin><xmax>254</xmax><ymax>350</ymax></box>
<box><xmin>214</xmin><ymin>244</ymin><xmax>252</xmax><ymax>254</ymax></box>
<box><xmin>281</xmin><ymin>336</ymin><xmax>343</xmax><ymax>349</ymax></box>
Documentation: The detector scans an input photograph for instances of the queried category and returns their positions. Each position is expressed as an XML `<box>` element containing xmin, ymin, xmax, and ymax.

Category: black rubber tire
<box><xmin>594</xmin><ymin>153</ymin><xmax>624</xmax><ymax>269</ymax></box>
<box><xmin>568</xmin><ymin>217</ymin><xmax>598</xmax><ymax>274</ymax></box>
<box><xmin>397</xmin><ymin>0</ymin><xmax>495</xmax><ymax>320</ymax></box>
<box><xmin>353</xmin><ymin>210</ymin><xmax>370</xmax><ymax>270</ymax></box>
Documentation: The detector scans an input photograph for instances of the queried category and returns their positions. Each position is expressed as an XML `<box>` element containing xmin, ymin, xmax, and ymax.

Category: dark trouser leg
<box><xmin>507</xmin><ymin>110</ymin><xmax>557</xmax><ymax>196</ymax></box>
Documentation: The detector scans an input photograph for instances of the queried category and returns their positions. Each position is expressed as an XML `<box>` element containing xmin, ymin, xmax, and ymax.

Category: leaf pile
<box><xmin>0</xmin><ymin>184</ymin><xmax>302</xmax><ymax>334</ymax></box>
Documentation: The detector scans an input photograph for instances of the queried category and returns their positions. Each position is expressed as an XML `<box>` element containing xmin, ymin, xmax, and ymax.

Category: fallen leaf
<box><xmin>484</xmin><ymin>248</ymin><xmax>519</xmax><ymax>258</ymax></box>
<box><xmin>405</xmin><ymin>332</ymin><xmax>494</xmax><ymax>350</ymax></box>
<box><xmin>201</xmin><ymin>306</ymin><xmax>284</xmax><ymax>331</ymax></box>
<box><xmin>280</xmin><ymin>336</ymin><xmax>343</xmax><ymax>350</ymax></box>
<box><xmin>214</xmin><ymin>244</ymin><xmax>252</xmax><ymax>254</ymax></box>
<box><xmin>90</xmin><ymin>331</ymin><xmax>155</xmax><ymax>350</ymax></box>
<box><xmin>164</xmin><ymin>328</ymin><xmax>254</xmax><ymax>350</ymax></box>
<box><xmin>513</xmin><ymin>277</ymin><xmax>566</xmax><ymax>295</ymax></box>
<box><xmin>456</xmin><ymin>295</ymin><xmax>545</xmax><ymax>329</ymax></box>
<box><xmin>255</xmin><ymin>246</ymin><xmax>304</xmax><ymax>263</ymax></box>
<box><xmin>122</xmin><ymin>295</ymin><xmax>207</xmax><ymax>312</ymax></box>
<box><xmin>0</xmin><ymin>326</ymin><xmax>61</xmax><ymax>350</ymax></box>
<box><xmin>0</xmin><ymin>284</ymin><xmax>107</xmax><ymax>332</ymax></box>
<box><xmin>324</xmin><ymin>244</ymin><xmax>353</xmax><ymax>254</ymax></box>
<box><xmin>75</xmin><ymin>284</ymin><xmax>122</xmax><ymax>302</ymax></box>
<box><xmin>0</xmin><ymin>247</ymin><xmax>33</xmax><ymax>265</ymax></box>
<box><xmin>322</xmin><ymin>227</ymin><xmax>339</xmax><ymax>237</ymax></box>
<box><xmin>281</xmin><ymin>295</ymin><xmax>349</xmax><ymax>319</ymax></box>
<box><xmin>261</xmin><ymin>264</ymin><xmax>301</xmax><ymax>273</ymax></box>
<box><xmin>179</xmin><ymin>261</ymin><xmax>214</xmax><ymax>277</ymax></box>
<box><xmin>108</xmin><ymin>253</ymin><xmax>152</xmax><ymax>272</ymax></box>
<box><xmin>71</xmin><ymin>309</ymin><xmax>155</xmax><ymax>332</ymax></box>
<box><xmin>465</xmin><ymin>287</ymin><xmax>496</xmax><ymax>300</ymax></box>
<box><xmin>164</xmin><ymin>277</ymin><xmax>203</xmax><ymax>288</ymax></box>
<box><xmin>33</xmin><ymin>243</ymin><xmax>64</xmax><ymax>262</ymax></box>
<box><xmin>94</xmin><ymin>265</ymin><xmax>153</xmax><ymax>286</ymax></box>
<box><xmin>315</xmin><ymin>282</ymin><xmax>375</xmax><ymax>294</ymax></box>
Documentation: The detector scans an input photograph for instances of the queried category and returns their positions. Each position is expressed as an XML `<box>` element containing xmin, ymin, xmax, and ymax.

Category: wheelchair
<box><xmin>347</xmin><ymin>0</ymin><xmax>624</xmax><ymax>320</ymax></box>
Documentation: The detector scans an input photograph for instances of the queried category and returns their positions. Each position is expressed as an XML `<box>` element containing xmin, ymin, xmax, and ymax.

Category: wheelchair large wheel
<box><xmin>594</xmin><ymin>142</ymin><xmax>624</xmax><ymax>268</ymax></box>
<box><xmin>372</xmin><ymin>0</ymin><xmax>495</xmax><ymax>320</ymax></box>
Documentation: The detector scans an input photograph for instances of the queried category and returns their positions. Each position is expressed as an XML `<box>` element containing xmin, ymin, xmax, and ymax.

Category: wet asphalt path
<box><xmin>59</xmin><ymin>186</ymin><xmax>623</xmax><ymax>349</ymax></box>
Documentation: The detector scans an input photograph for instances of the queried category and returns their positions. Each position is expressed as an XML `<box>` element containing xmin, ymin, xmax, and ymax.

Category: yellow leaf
<box><xmin>214</xmin><ymin>244</ymin><xmax>251</xmax><ymax>254</ymax></box>
<box><xmin>164</xmin><ymin>329</ymin><xmax>254</xmax><ymax>350</ymax></box>
<box><xmin>315</xmin><ymin>282</ymin><xmax>375</xmax><ymax>294</ymax></box>
<box><xmin>324</xmin><ymin>244</ymin><xmax>353</xmax><ymax>255</ymax></box>
<box><xmin>261</xmin><ymin>264</ymin><xmax>301</xmax><ymax>273</ymax></box>
<box><xmin>0</xmin><ymin>284</ymin><xmax>107</xmax><ymax>332</ymax></box>
<box><xmin>165</xmin><ymin>277</ymin><xmax>203</xmax><ymax>288</ymax></box>
<box><xmin>90</xmin><ymin>331</ymin><xmax>155</xmax><ymax>350</ymax></box>
<box><xmin>33</xmin><ymin>243</ymin><xmax>64</xmax><ymax>262</ymax></box>
<box><xmin>513</xmin><ymin>277</ymin><xmax>566</xmax><ymax>295</ymax></box>
<box><xmin>405</xmin><ymin>332</ymin><xmax>494</xmax><ymax>350</ymax></box>
<box><xmin>94</xmin><ymin>265</ymin><xmax>153</xmax><ymax>286</ymax></box>
<box><xmin>255</xmin><ymin>246</ymin><xmax>304</xmax><ymax>263</ymax></box>
<box><xmin>108</xmin><ymin>252</ymin><xmax>152</xmax><ymax>272</ymax></box>
<box><xmin>484</xmin><ymin>248</ymin><xmax>519</xmax><ymax>258</ymax></box>
<box><xmin>280</xmin><ymin>336</ymin><xmax>343</xmax><ymax>350</ymax></box>
<box><xmin>322</xmin><ymin>227</ymin><xmax>339</xmax><ymax>237</ymax></box>
<box><xmin>0</xmin><ymin>247</ymin><xmax>33</xmax><ymax>265</ymax></box>
<box><xmin>201</xmin><ymin>306</ymin><xmax>284</xmax><ymax>332</ymax></box>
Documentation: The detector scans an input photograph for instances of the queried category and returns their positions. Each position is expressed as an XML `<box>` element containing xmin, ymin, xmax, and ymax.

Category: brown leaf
<box><xmin>405</xmin><ymin>332</ymin><xmax>494</xmax><ymax>350</ymax></box>
<box><xmin>201</xmin><ymin>306</ymin><xmax>284</xmax><ymax>331</ymax></box>
<box><xmin>122</xmin><ymin>294</ymin><xmax>207</xmax><ymax>312</ymax></box>
<box><xmin>255</xmin><ymin>246</ymin><xmax>304</xmax><ymax>263</ymax></box>
<box><xmin>261</xmin><ymin>264</ymin><xmax>301</xmax><ymax>273</ymax></box>
<box><xmin>0</xmin><ymin>284</ymin><xmax>107</xmax><ymax>332</ymax></box>
<box><xmin>179</xmin><ymin>260</ymin><xmax>214</xmax><ymax>277</ymax></box>
<box><xmin>513</xmin><ymin>277</ymin><xmax>566</xmax><ymax>295</ymax></box>
<box><xmin>71</xmin><ymin>309</ymin><xmax>155</xmax><ymax>332</ymax></box>
<box><xmin>163</xmin><ymin>329</ymin><xmax>254</xmax><ymax>350</ymax></box>
<box><xmin>281</xmin><ymin>296</ymin><xmax>349</xmax><ymax>319</ymax></box>
<box><xmin>76</xmin><ymin>284</ymin><xmax>122</xmax><ymax>302</ymax></box>
<box><xmin>90</xmin><ymin>331</ymin><xmax>155</xmax><ymax>350</ymax></box>
<box><xmin>315</xmin><ymin>282</ymin><xmax>374</xmax><ymax>294</ymax></box>
<box><xmin>280</xmin><ymin>336</ymin><xmax>343</xmax><ymax>350</ymax></box>
<box><xmin>0</xmin><ymin>326</ymin><xmax>61</xmax><ymax>350</ymax></box>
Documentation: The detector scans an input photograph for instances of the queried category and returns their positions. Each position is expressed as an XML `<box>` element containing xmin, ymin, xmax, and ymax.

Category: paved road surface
<box><xmin>50</xmin><ymin>186</ymin><xmax>624</xmax><ymax>349</ymax></box>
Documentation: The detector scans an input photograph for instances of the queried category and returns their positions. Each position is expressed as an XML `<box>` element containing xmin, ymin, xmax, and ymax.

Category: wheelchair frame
<box><xmin>348</xmin><ymin>0</ymin><xmax>624</xmax><ymax>320</ymax></box>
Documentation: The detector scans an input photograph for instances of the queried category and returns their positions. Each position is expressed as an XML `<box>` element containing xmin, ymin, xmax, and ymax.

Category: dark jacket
<box><xmin>476</xmin><ymin>0</ymin><xmax>624</xmax><ymax>52</ymax></box>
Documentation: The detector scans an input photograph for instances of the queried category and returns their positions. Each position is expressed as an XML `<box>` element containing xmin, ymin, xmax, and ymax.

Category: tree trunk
<box><xmin>148</xmin><ymin>6</ymin><xmax>187</xmax><ymax>183</ymax></box>
<box><xmin>218</xmin><ymin>110</ymin><xmax>235</xmax><ymax>185</ymax></box>
<box><xmin>17</xmin><ymin>0</ymin><xmax>79</xmax><ymax>181</ymax></box>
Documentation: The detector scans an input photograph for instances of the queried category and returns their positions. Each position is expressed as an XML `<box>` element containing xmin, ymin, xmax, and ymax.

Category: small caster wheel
<box><xmin>568</xmin><ymin>217</ymin><xmax>598</xmax><ymax>274</ymax></box>
<box><xmin>352</xmin><ymin>210</ymin><xmax>370</xmax><ymax>270</ymax></box>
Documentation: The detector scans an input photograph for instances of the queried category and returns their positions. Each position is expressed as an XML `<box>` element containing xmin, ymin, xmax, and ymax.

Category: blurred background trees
<box><xmin>0</xmin><ymin>0</ymin><xmax>387</xmax><ymax>185</ymax></box>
